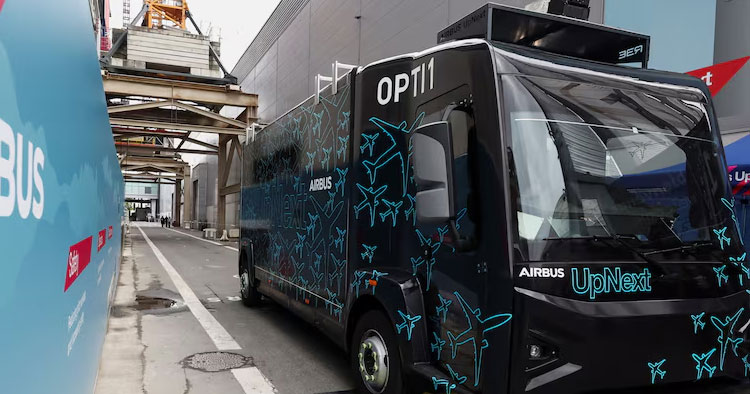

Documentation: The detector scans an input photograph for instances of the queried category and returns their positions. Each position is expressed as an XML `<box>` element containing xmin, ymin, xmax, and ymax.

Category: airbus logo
<box><xmin>309</xmin><ymin>176</ymin><xmax>332</xmax><ymax>192</ymax></box>
<box><xmin>518</xmin><ymin>267</ymin><xmax>565</xmax><ymax>278</ymax></box>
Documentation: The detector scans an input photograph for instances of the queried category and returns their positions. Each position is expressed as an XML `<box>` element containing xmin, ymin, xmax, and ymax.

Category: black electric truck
<box><xmin>239</xmin><ymin>4</ymin><xmax>750</xmax><ymax>393</ymax></box>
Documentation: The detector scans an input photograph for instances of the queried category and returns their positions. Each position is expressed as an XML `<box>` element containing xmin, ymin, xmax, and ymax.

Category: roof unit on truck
<box><xmin>438</xmin><ymin>3</ymin><xmax>651</xmax><ymax>68</ymax></box>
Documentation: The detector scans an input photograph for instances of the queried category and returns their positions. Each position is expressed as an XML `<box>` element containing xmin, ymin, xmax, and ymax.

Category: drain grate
<box><xmin>181</xmin><ymin>352</ymin><xmax>251</xmax><ymax>372</ymax></box>
<box><xmin>134</xmin><ymin>295</ymin><xmax>176</xmax><ymax>310</ymax></box>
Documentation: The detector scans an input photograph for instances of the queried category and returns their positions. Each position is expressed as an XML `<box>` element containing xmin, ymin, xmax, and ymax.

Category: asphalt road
<box><xmin>96</xmin><ymin>222</ymin><xmax>355</xmax><ymax>394</ymax></box>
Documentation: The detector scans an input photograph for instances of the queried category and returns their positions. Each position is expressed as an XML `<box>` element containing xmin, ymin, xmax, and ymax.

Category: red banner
<box><xmin>97</xmin><ymin>229</ymin><xmax>106</xmax><ymax>252</ymax></box>
<box><xmin>686</xmin><ymin>56</ymin><xmax>750</xmax><ymax>97</ymax></box>
<box><xmin>108</xmin><ymin>225</ymin><xmax>113</xmax><ymax>239</ymax></box>
<box><xmin>65</xmin><ymin>237</ymin><xmax>93</xmax><ymax>292</ymax></box>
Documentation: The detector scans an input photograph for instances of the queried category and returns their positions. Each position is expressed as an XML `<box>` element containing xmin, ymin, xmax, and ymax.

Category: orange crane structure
<box><xmin>144</xmin><ymin>0</ymin><xmax>189</xmax><ymax>30</ymax></box>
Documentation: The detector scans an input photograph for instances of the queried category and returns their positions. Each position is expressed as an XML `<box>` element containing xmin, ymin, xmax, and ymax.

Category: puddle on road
<box><xmin>134</xmin><ymin>295</ymin><xmax>176</xmax><ymax>310</ymax></box>
<box><xmin>181</xmin><ymin>351</ymin><xmax>252</xmax><ymax>372</ymax></box>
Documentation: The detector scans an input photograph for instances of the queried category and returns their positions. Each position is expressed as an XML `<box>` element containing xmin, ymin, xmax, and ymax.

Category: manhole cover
<box><xmin>134</xmin><ymin>295</ymin><xmax>176</xmax><ymax>310</ymax></box>
<box><xmin>181</xmin><ymin>352</ymin><xmax>251</xmax><ymax>372</ymax></box>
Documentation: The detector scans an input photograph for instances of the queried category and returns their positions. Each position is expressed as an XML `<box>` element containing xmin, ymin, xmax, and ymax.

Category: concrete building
<box><xmin>184</xmin><ymin>0</ymin><xmax>750</xmax><ymax>235</ymax></box>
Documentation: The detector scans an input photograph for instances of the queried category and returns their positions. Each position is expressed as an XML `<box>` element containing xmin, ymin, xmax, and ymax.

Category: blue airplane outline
<box><xmin>351</xmin><ymin>271</ymin><xmax>367</xmax><ymax>297</ymax></box>
<box><xmin>379</xmin><ymin>199</ymin><xmax>403</xmax><ymax>227</ymax></box>
<box><xmin>404</xmin><ymin>194</ymin><xmax>416</xmax><ymax>225</ymax></box>
<box><xmin>363</xmin><ymin>113</ymin><xmax>424</xmax><ymax>196</ymax></box>
<box><xmin>722</xmin><ymin>197</ymin><xmax>744</xmax><ymax>245</ymax></box>
<box><xmin>337</xmin><ymin>135</ymin><xmax>349</xmax><ymax>161</ymax></box>
<box><xmin>335</xmin><ymin>167</ymin><xmax>348</xmax><ymax>196</ymax></box>
<box><xmin>354</xmin><ymin>184</ymin><xmax>388</xmax><ymax>226</ymax></box>
<box><xmin>710</xmin><ymin>307</ymin><xmax>745</xmax><ymax>371</ymax></box>
<box><xmin>410</xmin><ymin>256</ymin><xmax>436</xmax><ymax>290</ymax></box>
<box><xmin>360</xmin><ymin>133</ymin><xmax>379</xmax><ymax>156</ymax></box>
<box><xmin>446</xmin><ymin>364</ymin><xmax>467</xmax><ymax>385</ymax></box>
<box><xmin>338</xmin><ymin>111</ymin><xmax>351</xmax><ymax>131</ymax></box>
<box><xmin>692</xmin><ymin>348</ymin><xmax>717</xmax><ymax>379</ymax></box>
<box><xmin>321</xmin><ymin>147</ymin><xmax>332</xmax><ymax>170</ymax></box>
<box><xmin>294</xmin><ymin>232</ymin><xmax>306</xmax><ymax>258</ymax></box>
<box><xmin>312</xmin><ymin>252</ymin><xmax>322</xmax><ymax>271</ymax></box>
<box><xmin>323</xmin><ymin>191</ymin><xmax>337</xmax><ymax>214</ymax></box>
<box><xmin>311</xmin><ymin>110</ymin><xmax>324</xmax><ymax>136</ymax></box>
<box><xmin>431</xmin><ymin>377</ymin><xmax>456</xmax><ymax>394</ymax></box>
<box><xmin>306</xmin><ymin>213</ymin><xmax>320</xmax><ymax>239</ymax></box>
<box><xmin>430</xmin><ymin>332</ymin><xmax>446</xmax><ymax>360</ymax></box>
<box><xmin>647</xmin><ymin>359</ymin><xmax>666</xmax><ymax>384</ymax></box>
<box><xmin>730</xmin><ymin>253</ymin><xmax>749</xmax><ymax>285</ymax></box>
<box><xmin>367</xmin><ymin>270</ymin><xmax>389</xmax><ymax>295</ymax></box>
<box><xmin>307</xmin><ymin>194</ymin><xmax>345</xmax><ymax>251</ymax></box>
<box><xmin>743</xmin><ymin>355</ymin><xmax>750</xmax><ymax>377</ymax></box>
<box><xmin>713</xmin><ymin>265</ymin><xmax>729</xmax><ymax>287</ymax></box>
<box><xmin>331</xmin><ymin>227</ymin><xmax>346</xmax><ymax>253</ymax></box>
<box><xmin>305</xmin><ymin>151</ymin><xmax>316</xmax><ymax>175</ymax></box>
<box><xmin>436</xmin><ymin>294</ymin><xmax>453</xmax><ymax>323</ymax></box>
<box><xmin>416</xmin><ymin>229</ymin><xmax>442</xmax><ymax>256</ymax></box>
<box><xmin>447</xmin><ymin>291</ymin><xmax>513</xmax><ymax>386</ymax></box>
<box><xmin>692</xmin><ymin>312</ymin><xmax>706</xmax><ymax>334</ymax></box>
<box><xmin>713</xmin><ymin>227</ymin><xmax>731</xmax><ymax>250</ymax></box>
<box><xmin>361</xmin><ymin>244</ymin><xmax>377</xmax><ymax>264</ymax></box>
<box><xmin>395</xmin><ymin>310</ymin><xmax>422</xmax><ymax>341</ymax></box>
<box><xmin>309</xmin><ymin>266</ymin><xmax>324</xmax><ymax>292</ymax></box>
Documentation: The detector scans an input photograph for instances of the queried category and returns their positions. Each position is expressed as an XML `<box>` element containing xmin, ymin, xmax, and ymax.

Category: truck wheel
<box><xmin>351</xmin><ymin>310</ymin><xmax>404</xmax><ymax>394</ymax></box>
<box><xmin>239</xmin><ymin>256</ymin><xmax>261</xmax><ymax>307</ymax></box>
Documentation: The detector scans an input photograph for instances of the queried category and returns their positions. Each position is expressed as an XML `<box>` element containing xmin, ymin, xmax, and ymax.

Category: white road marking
<box><xmin>225</xmin><ymin>245</ymin><xmax>239</xmax><ymax>252</ymax></box>
<box><xmin>136</xmin><ymin>226</ymin><xmax>240</xmax><ymax>350</ymax></box>
<box><xmin>206</xmin><ymin>297</ymin><xmax>221</xmax><ymax>303</ymax></box>
<box><xmin>227</xmin><ymin>296</ymin><xmax>241</xmax><ymax>302</ymax></box>
<box><xmin>166</xmin><ymin>228</ymin><xmax>222</xmax><ymax>246</ymax></box>
<box><xmin>231</xmin><ymin>367</ymin><xmax>276</xmax><ymax>394</ymax></box>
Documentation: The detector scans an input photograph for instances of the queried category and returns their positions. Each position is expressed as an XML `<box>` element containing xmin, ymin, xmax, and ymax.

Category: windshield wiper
<box><xmin>642</xmin><ymin>242</ymin><xmax>715</xmax><ymax>257</ymax></box>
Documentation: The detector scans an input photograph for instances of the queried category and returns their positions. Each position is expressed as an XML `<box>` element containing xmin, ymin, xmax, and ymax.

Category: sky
<box><xmin>108</xmin><ymin>0</ymin><xmax>282</xmax><ymax>71</ymax></box>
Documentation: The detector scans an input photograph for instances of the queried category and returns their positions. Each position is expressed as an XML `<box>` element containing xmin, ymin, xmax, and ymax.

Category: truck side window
<box><xmin>418</xmin><ymin>86</ymin><xmax>478</xmax><ymax>242</ymax></box>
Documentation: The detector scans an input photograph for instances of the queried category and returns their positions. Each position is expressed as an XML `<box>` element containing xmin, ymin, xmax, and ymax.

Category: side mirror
<box><xmin>412</xmin><ymin>121</ymin><xmax>456</xmax><ymax>224</ymax></box>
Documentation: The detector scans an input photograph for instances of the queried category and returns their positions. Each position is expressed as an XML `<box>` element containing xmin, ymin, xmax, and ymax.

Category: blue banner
<box><xmin>0</xmin><ymin>0</ymin><xmax>123</xmax><ymax>393</ymax></box>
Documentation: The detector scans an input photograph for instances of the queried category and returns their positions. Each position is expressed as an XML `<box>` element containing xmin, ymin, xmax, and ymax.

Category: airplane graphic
<box><xmin>710</xmin><ymin>307</ymin><xmax>745</xmax><ymax>371</ymax></box>
<box><xmin>351</xmin><ymin>271</ymin><xmax>367</xmax><ymax>297</ymax></box>
<box><xmin>305</xmin><ymin>151</ymin><xmax>316</xmax><ymax>174</ymax></box>
<box><xmin>360</xmin><ymin>133</ymin><xmax>379</xmax><ymax>156</ymax></box>
<box><xmin>334</xmin><ymin>167</ymin><xmax>348</xmax><ymax>196</ymax></box>
<box><xmin>354</xmin><ymin>184</ymin><xmax>387</xmax><ymax>226</ymax></box>
<box><xmin>361</xmin><ymin>244</ymin><xmax>377</xmax><ymax>264</ymax></box>
<box><xmin>692</xmin><ymin>348</ymin><xmax>717</xmax><ymax>380</ymax></box>
<box><xmin>730</xmin><ymin>253</ymin><xmax>749</xmax><ymax>285</ymax></box>
<box><xmin>455</xmin><ymin>208</ymin><xmax>468</xmax><ymax>229</ymax></box>
<box><xmin>431</xmin><ymin>377</ymin><xmax>456</xmax><ymax>394</ymax></box>
<box><xmin>435</xmin><ymin>294</ymin><xmax>452</xmax><ymax>323</ymax></box>
<box><xmin>447</xmin><ymin>291</ymin><xmax>513</xmax><ymax>386</ymax></box>
<box><xmin>294</xmin><ymin>232</ymin><xmax>306</xmax><ymax>258</ymax></box>
<box><xmin>379</xmin><ymin>199</ymin><xmax>403</xmax><ymax>227</ymax></box>
<box><xmin>722</xmin><ymin>197</ymin><xmax>744</xmax><ymax>245</ymax></box>
<box><xmin>647</xmin><ymin>359</ymin><xmax>666</xmax><ymax>384</ymax></box>
<box><xmin>743</xmin><ymin>355</ymin><xmax>750</xmax><ymax>377</ymax></box>
<box><xmin>713</xmin><ymin>227</ymin><xmax>731</xmax><ymax>250</ymax></box>
<box><xmin>333</xmin><ymin>227</ymin><xmax>346</xmax><ymax>253</ymax></box>
<box><xmin>713</xmin><ymin>265</ymin><xmax>729</xmax><ymax>287</ymax></box>
<box><xmin>410</xmin><ymin>256</ymin><xmax>436</xmax><ymax>290</ymax></box>
<box><xmin>364</xmin><ymin>113</ymin><xmax>424</xmax><ymax>198</ymax></box>
<box><xmin>691</xmin><ymin>312</ymin><xmax>706</xmax><ymax>334</ymax></box>
<box><xmin>430</xmin><ymin>332</ymin><xmax>446</xmax><ymax>360</ymax></box>
<box><xmin>311</xmin><ymin>110</ymin><xmax>323</xmax><ymax>136</ymax></box>
<box><xmin>367</xmin><ymin>270</ymin><xmax>389</xmax><ymax>295</ymax></box>
<box><xmin>306</xmin><ymin>213</ymin><xmax>320</xmax><ymax>239</ymax></box>
<box><xmin>337</xmin><ymin>135</ymin><xmax>350</xmax><ymax>160</ymax></box>
<box><xmin>416</xmin><ymin>229</ymin><xmax>443</xmax><ymax>256</ymax></box>
<box><xmin>446</xmin><ymin>364</ymin><xmax>467</xmax><ymax>385</ymax></box>
<box><xmin>323</xmin><ymin>191</ymin><xmax>336</xmax><ymax>213</ymax></box>
<box><xmin>404</xmin><ymin>194</ymin><xmax>416</xmax><ymax>225</ymax></box>
<box><xmin>395</xmin><ymin>310</ymin><xmax>422</xmax><ymax>341</ymax></box>
<box><xmin>321</xmin><ymin>147</ymin><xmax>332</xmax><ymax>170</ymax></box>
<box><xmin>338</xmin><ymin>111</ymin><xmax>350</xmax><ymax>131</ymax></box>
<box><xmin>312</xmin><ymin>252</ymin><xmax>322</xmax><ymax>271</ymax></box>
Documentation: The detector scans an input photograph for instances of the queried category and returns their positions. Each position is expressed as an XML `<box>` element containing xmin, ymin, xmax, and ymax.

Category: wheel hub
<box><xmin>358</xmin><ymin>330</ymin><xmax>389</xmax><ymax>393</ymax></box>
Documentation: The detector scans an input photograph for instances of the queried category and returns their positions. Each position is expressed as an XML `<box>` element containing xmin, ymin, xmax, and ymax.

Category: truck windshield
<box><xmin>502</xmin><ymin>75</ymin><xmax>744</xmax><ymax>262</ymax></box>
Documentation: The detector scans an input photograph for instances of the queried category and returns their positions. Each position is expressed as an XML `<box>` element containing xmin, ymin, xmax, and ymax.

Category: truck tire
<box><xmin>239</xmin><ymin>255</ymin><xmax>261</xmax><ymax>307</ymax></box>
<box><xmin>351</xmin><ymin>310</ymin><xmax>405</xmax><ymax>394</ymax></box>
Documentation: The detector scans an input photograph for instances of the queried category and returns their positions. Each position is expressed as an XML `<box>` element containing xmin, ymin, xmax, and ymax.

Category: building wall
<box><xmin>234</xmin><ymin>0</ymin><xmax>604</xmax><ymax>123</ymax></box>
